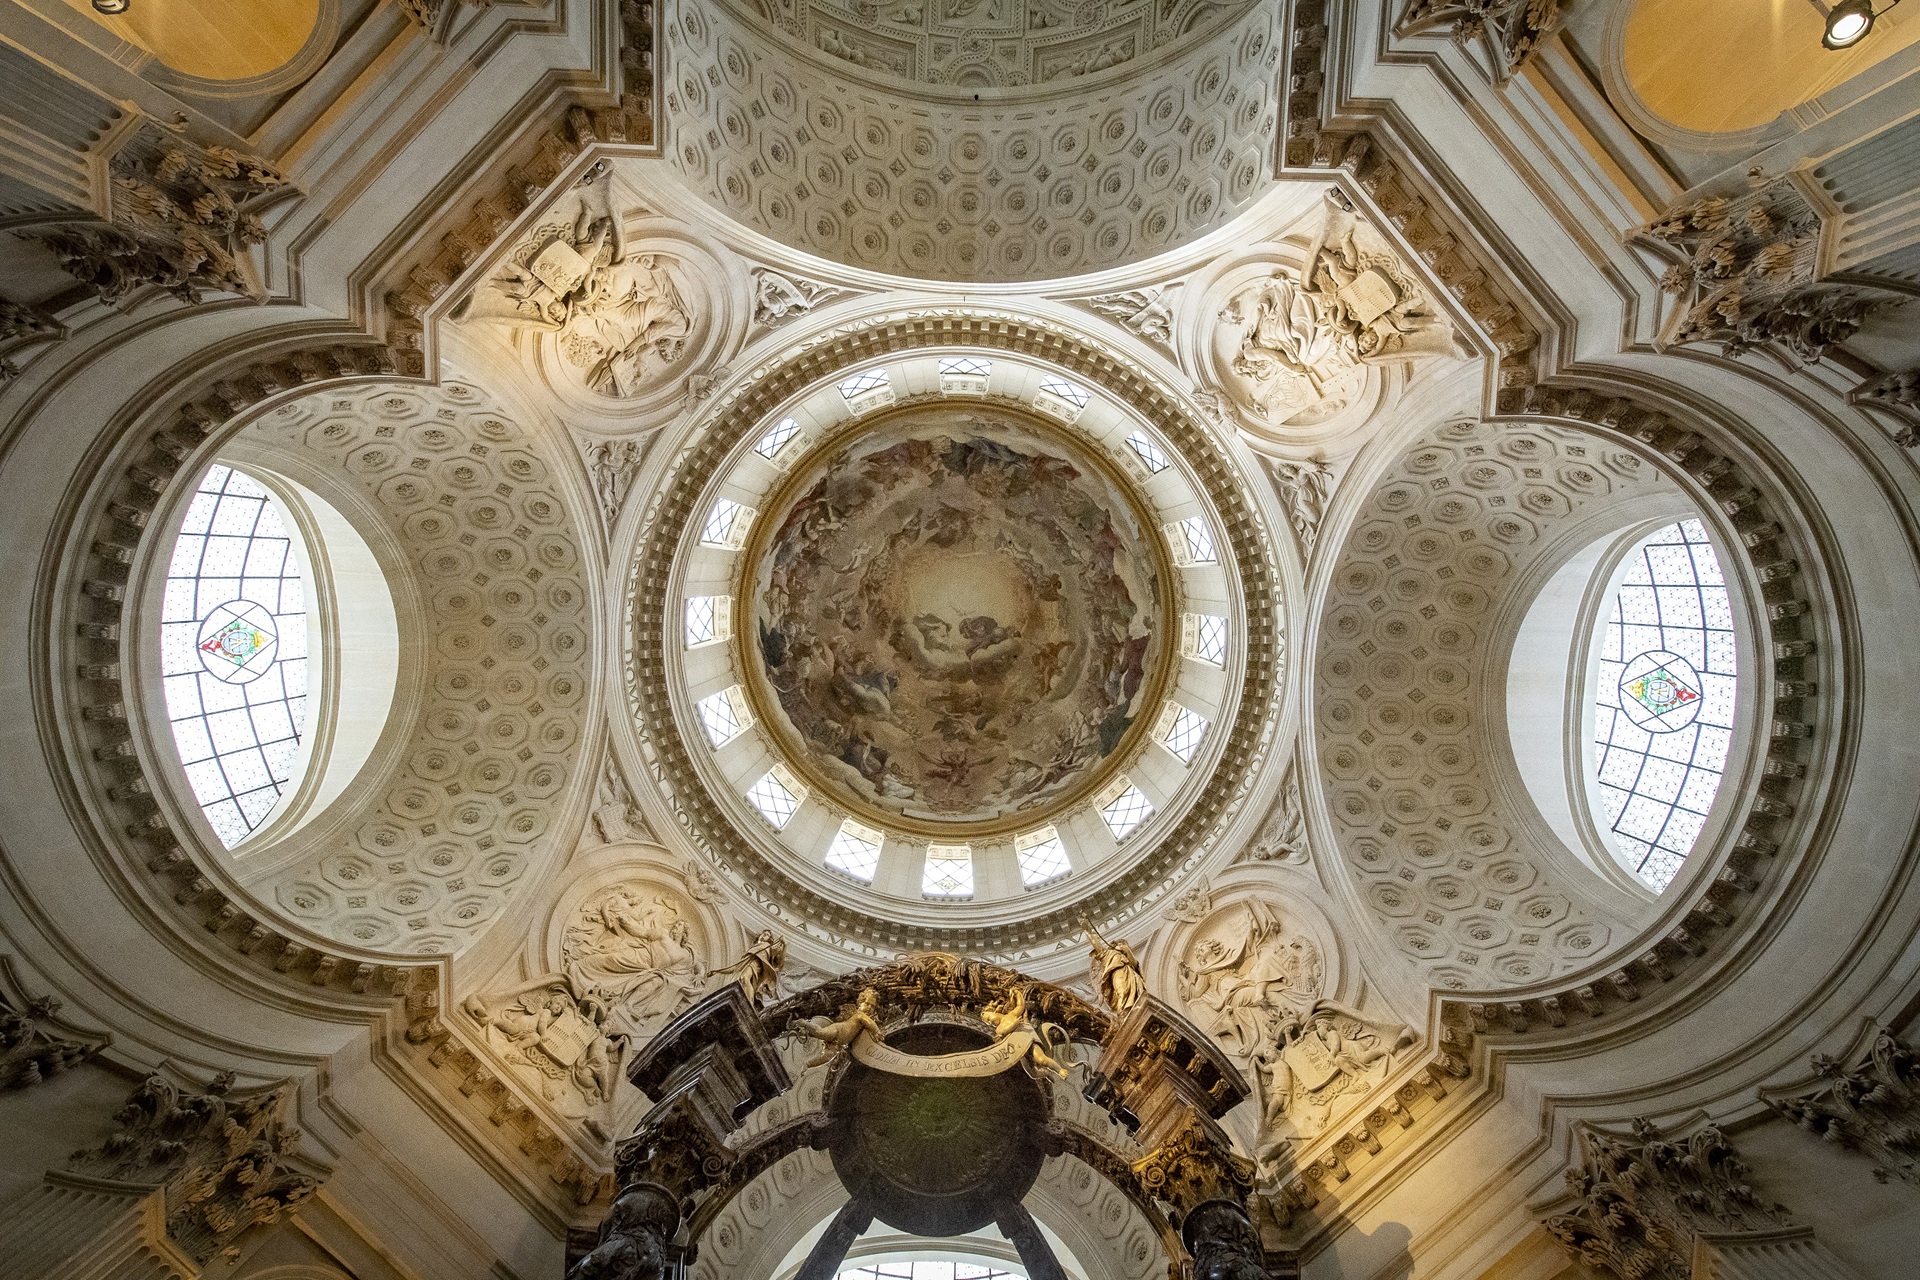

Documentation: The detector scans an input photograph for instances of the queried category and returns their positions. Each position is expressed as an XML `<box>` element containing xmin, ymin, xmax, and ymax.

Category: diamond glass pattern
<box><xmin>1161</xmin><ymin>705</ymin><xmax>1209</xmax><ymax>763</ymax></box>
<box><xmin>1126</xmin><ymin>430</ymin><xmax>1170</xmax><ymax>473</ymax></box>
<box><xmin>1016</xmin><ymin>826</ymin><xmax>1071</xmax><ymax>886</ymax></box>
<box><xmin>922</xmin><ymin>844</ymin><xmax>974</xmax><ymax>897</ymax></box>
<box><xmin>753</xmin><ymin>416</ymin><xmax>802</xmax><ymax>459</ymax></box>
<box><xmin>161</xmin><ymin>465</ymin><xmax>310</xmax><ymax>848</ymax></box>
<box><xmin>1036</xmin><ymin>373</ymin><xmax>1089</xmax><ymax>407</ymax></box>
<box><xmin>1100</xmin><ymin>782</ymin><xmax>1153</xmax><ymax>839</ymax></box>
<box><xmin>825</xmin><ymin>819</ymin><xmax>883</xmax><ymax>881</ymax></box>
<box><xmin>746</xmin><ymin>769</ymin><xmax>803</xmax><ymax>829</ymax></box>
<box><xmin>1593</xmin><ymin>519</ymin><xmax>1739</xmax><ymax>891</ymax></box>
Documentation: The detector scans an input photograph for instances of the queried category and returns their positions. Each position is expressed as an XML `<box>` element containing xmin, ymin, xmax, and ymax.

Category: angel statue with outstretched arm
<box><xmin>790</xmin><ymin>987</ymin><xmax>884</xmax><ymax>1069</ymax></box>
<box><xmin>1079</xmin><ymin>914</ymin><xmax>1145</xmax><ymax>1013</ymax></box>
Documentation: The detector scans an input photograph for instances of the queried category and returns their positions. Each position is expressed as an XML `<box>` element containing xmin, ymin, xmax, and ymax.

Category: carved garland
<box><xmin>623</xmin><ymin>311</ymin><xmax>1286</xmax><ymax>958</ymax></box>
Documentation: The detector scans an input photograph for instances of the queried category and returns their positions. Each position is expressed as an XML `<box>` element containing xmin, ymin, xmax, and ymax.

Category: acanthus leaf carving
<box><xmin>0</xmin><ymin>296</ymin><xmax>64</xmax><ymax>386</ymax></box>
<box><xmin>1767</xmin><ymin>1027</ymin><xmax>1920</xmax><ymax>1186</ymax></box>
<box><xmin>1542</xmin><ymin>1119</ymin><xmax>1791</xmax><ymax>1280</ymax></box>
<box><xmin>1851</xmin><ymin>368</ymin><xmax>1920</xmax><ymax>447</ymax></box>
<box><xmin>34</xmin><ymin>116</ymin><xmax>288</xmax><ymax>306</ymax></box>
<box><xmin>751</xmin><ymin>268</ymin><xmax>853</xmax><ymax>327</ymax></box>
<box><xmin>0</xmin><ymin>961</ymin><xmax>108</xmax><ymax>1090</ymax></box>
<box><xmin>1637</xmin><ymin>174</ymin><xmax>1902</xmax><ymax>362</ymax></box>
<box><xmin>70</xmin><ymin>1072</ymin><xmax>323</xmax><ymax>1266</ymax></box>
<box><xmin>1396</xmin><ymin>0</ymin><xmax>1564</xmax><ymax>78</ymax></box>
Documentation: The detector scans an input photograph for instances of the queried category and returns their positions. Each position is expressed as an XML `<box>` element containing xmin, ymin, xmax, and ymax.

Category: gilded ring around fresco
<box><xmin>738</xmin><ymin>402</ymin><xmax>1175</xmax><ymax>835</ymax></box>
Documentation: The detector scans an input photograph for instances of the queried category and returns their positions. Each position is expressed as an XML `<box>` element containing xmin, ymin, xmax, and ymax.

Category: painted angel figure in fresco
<box><xmin>791</xmin><ymin>987</ymin><xmax>885</xmax><ymax>1068</ymax></box>
<box><xmin>709</xmin><ymin>928</ymin><xmax>787</xmax><ymax>1005</ymax></box>
<box><xmin>1080</xmin><ymin>914</ymin><xmax>1145</xmax><ymax>1013</ymax></box>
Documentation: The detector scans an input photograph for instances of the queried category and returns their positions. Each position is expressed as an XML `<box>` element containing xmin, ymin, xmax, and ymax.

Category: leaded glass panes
<box><xmin>1036</xmin><ymin>373</ymin><xmax>1089</xmax><ymax>407</ymax></box>
<box><xmin>1182</xmin><ymin>613</ymin><xmax>1228</xmax><ymax>665</ymax></box>
<box><xmin>685</xmin><ymin>596</ymin><xmax>731</xmax><ymax>647</ymax></box>
<box><xmin>161</xmin><ymin>465</ymin><xmax>312</xmax><ymax>848</ymax></box>
<box><xmin>1592</xmin><ymin>519</ymin><xmax>1738</xmax><ymax>891</ymax></box>
<box><xmin>753</xmin><ymin>416</ymin><xmax>802</xmax><ymax>460</ymax></box>
<box><xmin>746</xmin><ymin>765</ymin><xmax>805</xmax><ymax>830</ymax></box>
<box><xmin>1126</xmin><ymin>430</ymin><xmax>1170</xmax><ymax>473</ymax></box>
<box><xmin>922</xmin><ymin>844</ymin><xmax>973</xmax><ymax>897</ymax></box>
<box><xmin>1015</xmin><ymin>826</ymin><xmax>1070</xmax><ymax>887</ymax></box>
<box><xmin>1158</xmin><ymin>704</ymin><xmax>1208</xmax><ymax>763</ymax></box>
<box><xmin>1099</xmin><ymin>778</ymin><xmax>1153</xmax><ymax>839</ymax></box>
<box><xmin>826</xmin><ymin>818</ymin><xmax>884</xmax><ymax>881</ymax></box>
<box><xmin>700</xmin><ymin>498</ymin><xmax>752</xmax><ymax>548</ymax></box>
<box><xmin>1169</xmin><ymin>516</ymin><xmax>1216</xmax><ymax>565</ymax></box>
<box><xmin>696</xmin><ymin>685</ymin><xmax>751</xmax><ymax>746</ymax></box>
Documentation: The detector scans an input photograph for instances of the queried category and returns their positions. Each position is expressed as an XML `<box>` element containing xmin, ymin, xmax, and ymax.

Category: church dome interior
<box><xmin>0</xmin><ymin>1</ymin><xmax>1916</xmax><ymax>1279</ymax></box>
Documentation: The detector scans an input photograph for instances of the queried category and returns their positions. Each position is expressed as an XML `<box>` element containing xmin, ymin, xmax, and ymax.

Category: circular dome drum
<box><xmin>740</xmin><ymin>403</ymin><xmax>1176</xmax><ymax>835</ymax></box>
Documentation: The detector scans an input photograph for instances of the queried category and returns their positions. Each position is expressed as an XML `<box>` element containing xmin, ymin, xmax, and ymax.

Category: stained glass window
<box><xmin>1099</xmin><ymin>778</ymin><xmax>1153</xmax><ymax>839</ymax></box>
<box><xmin>1592</xmin><ymin>519</ymin><xmax>1738</xmax><ymax>891</ymax></box>
<box><xmin>922</xmin><ymin>844</ymin><xmax>973</xmax><ymax>897</ymax></box>
<box><xmin>826</xmin><ymin>818</ymin><xmax>884</xmax><ymax>881</ymax></box>
<box><xmin>1016</xmin><ymin>826</ymin><xmax>1071</xmax><ymax>887</ymax></box>
<box><xmin>161</xmin><ymin>465</ymin><xmax>311</xmax><ymax>848</ymax></box>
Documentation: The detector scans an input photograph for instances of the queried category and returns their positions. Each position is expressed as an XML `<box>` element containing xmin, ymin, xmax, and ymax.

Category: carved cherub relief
<box><xmin>1252</xmin><ymin>1000</ymin><xmax>1415</xmax><ymax>1162</ymax></box>
<box><xmin>1178</xmin><ymin>900</ymin><xmax>1325</xmax><ymax>1059</ymax></box>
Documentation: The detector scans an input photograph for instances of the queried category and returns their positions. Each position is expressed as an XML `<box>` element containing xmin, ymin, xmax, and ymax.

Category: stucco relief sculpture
<box><xmin>1088</xmin><ymin>286</ymin><xmax>1177</xmax><ymax>344</ymax></box>
<box><xmin>1251</xmin><ymin>1002</ymin><xmax>1415</xmax><ymax>1158</ymax></box>
<box><xmin>1768</xmin><ymin>1027</ymin><xmax>1920</xmax><ymax>1186</ymax></box>
<box><xmin>752</xmin><ymin>268</ymin><xmax>852</xmax><ymax>326</ymax></box>
<box><xmin>1179</xmin><ymin>900</ymin><xmax>1325</xmax><ymax>1058</ymax></box>
<box><xmin>709</xmin><ymin>927</ymin><xmax>788</xmax><ymax>1004</ymax></box>
<box><xmin>463</xmin><ymin>886</ymin><xmax>707</xmax><ymax>1116</ymax></box>
<box><xmin>1213</xmin><ymin>200</ymin><xmax>1451</xmax><ymax>427</ymax></box>
<box><xmin>474</xmin><ymin>200</ymin><xmax>694</xmax><ymax>397</ymax></box>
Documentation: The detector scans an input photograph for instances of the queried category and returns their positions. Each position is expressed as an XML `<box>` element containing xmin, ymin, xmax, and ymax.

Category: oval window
<box><xmin>1590</xmin><ymin>518</ymin><xmax>1738</xmax><ymax>890</ymax></box>
<box><xmin>159</xmin><ymin>464</ymin><xmax>315</xmax><ymax>847</ymax></box>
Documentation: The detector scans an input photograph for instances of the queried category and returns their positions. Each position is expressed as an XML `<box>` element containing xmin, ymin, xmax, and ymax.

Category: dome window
<box><xmin>837</xmin><ymin>369</ymin><xmax>894</xmax><ymax>413</ymax></box>
<box><xmin>696</xmin><ymin>685</ymin><xmax>753</xmax><ymax>746</ymax></box>
<box><xmin>699</xmin><ymin>498</ymin><xmax>754</xmax><ymax>549</ymax></box>
<box><xmin>922</xmin><ymin>843</ymin><xmax>974</xmax><ymax>898</ymax></box>
<box><xmin>746</xmin><ymin>765</ymin><xmax>806</xmax><ymax>830</ymax></box>
<box><xmin>938</xmin><ymin>356</ymin><xmax>993</xmax><ymax>394</ymax></box>
<box><xmin>1098</xmin><ymin>777</ymin><xmax>1153</xmax><ymax>839</ymax></box>
<box><xmin>159</xmin><ymin>465</ymin><xmax>313</xmax><ymax>848</ymax></box>
<box><xmin>825</xmin><ymin>817</ymin><xmax>884</xmax><ymax>881</ymax></box>
<box><xmin>1034</xmin><ymin>373</ymin><xmax>1089</xmax><ymax>422</ymax></box>
<box><xmin>1182</xmin><ymin>612</ymin><xmax>1229</xmax><ymax>665</ymax></box>
<box><xmin>1168</xmin><ymin>516</ymin><xmax>1217</xmax><ymax>565</ymax></box>
<box><xmin>1591</xmin><ymin>519</ymin><xmax>1739</xmax><ymax>890</ymax></box>
<box><xmin>1155</xmin><ymin>703</ymin><xmax>1209</xmax><ymax>763</ymax></box>
<box><xmin>1126</xmin><ymin>430</ymin><xmax>1171</xmax><ymax>474</ymax></box>
<box><xmin>685</xmin><ymin>595</ymin><xmax>731</xmax><ymax>648</ymax></box>
<box><xmin>1016</xmin><ymin>826</ymin><xmax>1071</xmax><ymax>887</ymax></box>
<box><xmin>752</xmin><ymin>416</ymin><xmax>803</xmax><ymax>463</ymax></box>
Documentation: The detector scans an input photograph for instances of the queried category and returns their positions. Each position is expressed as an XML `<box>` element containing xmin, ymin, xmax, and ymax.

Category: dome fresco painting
<box><xmin>744</xmin><ymin>405</ymin><xmax>1170</xmax><ymax>831</ymax></box>
<box><xmin>0</xmin><ymin>2</ymin><xmax>1913</xmax><ymax>1279</ymax></box>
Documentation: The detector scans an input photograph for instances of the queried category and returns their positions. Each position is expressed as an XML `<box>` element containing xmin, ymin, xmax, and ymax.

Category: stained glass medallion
<box><xmin>1617</xmin><ymin>650</ymin><xmax>1702</xmax><ymax>730</ymax></box>
<box><xmin>195</xmin><ymin>601</ymin><xmax>279</xmax><ymax>682</ymax></box>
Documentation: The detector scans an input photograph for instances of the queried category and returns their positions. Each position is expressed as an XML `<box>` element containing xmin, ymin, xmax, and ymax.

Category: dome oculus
<box><xmin>740</xmin><ymin>404</ymin><xmax>1173</xmax><ymax>834</ymax></box>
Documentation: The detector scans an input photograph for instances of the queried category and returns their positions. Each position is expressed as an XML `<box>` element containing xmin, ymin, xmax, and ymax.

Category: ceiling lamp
<box><xmin>91</xmin><ymin>0</ymin><xmax>131</xmax><ymax>12</ymax></box>
<box><xmin>1823</xmin><ymin>0</ymin><xmax>1879</xmax><ymax>48</ymax></box>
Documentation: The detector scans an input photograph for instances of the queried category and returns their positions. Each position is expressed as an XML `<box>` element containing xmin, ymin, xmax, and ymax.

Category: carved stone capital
<box><xmin>1767</xmin><ymin>1027</ymin><xmax>1920</xmax><ymax>1186</ymax></box>
<box><xmin>1397</xmin><ymin>0</ymin><xmax>1565</xmax><ymax>77</ymax></box>
<box><xmin>0</xmin><ymin>958</ymin><xmax>108</xmax><ymax>1090</ymax></box>
<box><xmin>1543</xmin><ymin>1119</ymin><xmax>1791</xmax><ymax>1280</ymax></box>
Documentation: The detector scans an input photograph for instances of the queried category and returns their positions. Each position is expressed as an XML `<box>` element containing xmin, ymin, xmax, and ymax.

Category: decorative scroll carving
<box><xmin>752</xmin><ymin>269</ymin><xmax>851</xmax><ymax>327</ymax></box>
<box><xmin>1853</xmin><ymin>369</ymin><xmax>1920</xmax><ymax>447</ymax></box>
<box><xmin>34</xmin><ymin>118</ymin><xmax>286</xmax><ymax>304</ymax></box>
<box><xmin>1543</xmin><ymin>1119</ymin><xmax>1790</xmax><ymax>1280</ymax></box>
<box><xmin>71</xmin><ymin>1073</ymin><xmax>322</xmax><ymax>1266</ymax></box>
<box><xmin>0</xmin><ymin>963</ymin><xmax>106</xmax><ymax>1090</ymax></box>
<box><xmin>472</xmin><ymin>199</ymin><xmax>694</xmax><ymax>397</ymax></box>
<box><xmin>1088</xmin><ymin>286</ymin><xmax>1177</xmax><ymax>345</ymax></box>
<box><xmin>1638</xmin><ymin>175</ymin><xmax>1899</xmax><ymax>361</ymax></box>
<box><xmin>1396</xmin><ymin>0</ymin><xmax>1564</xmax><ymax>78</ymax></box>
<box><xmin>1169</xmin><ymin>879</ymin><xmax>1215</xmax><ymax>926</ymax></box>
<box><xmin>1768</xmin><ymin>1028</ymin><xmax>1920</xmax><ymax>1186</ymax></box>
<box><xmin>462</xmin><ymin>886</ymin><xmax>708</xmax><ymax>1115</ymax></box>
<box><xmin>0</xmin><ymin>297</ymin><xmax>62</xmax><ymax>386</ymax></box>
